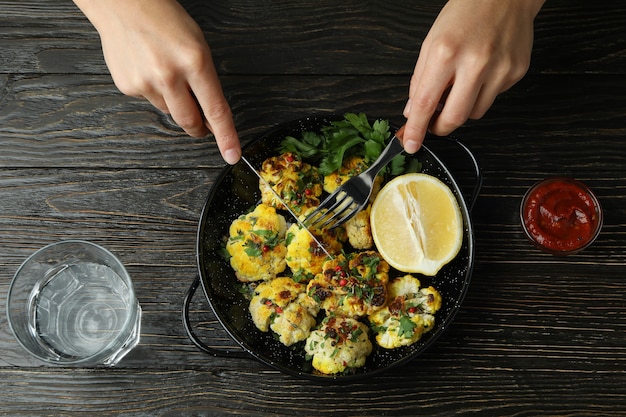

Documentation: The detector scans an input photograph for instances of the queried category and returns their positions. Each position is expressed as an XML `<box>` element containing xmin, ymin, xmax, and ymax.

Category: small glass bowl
<box><xmin>520</xmin><ymin>177</ymin><xmax>602</xmax><ymax>255</ymax></box>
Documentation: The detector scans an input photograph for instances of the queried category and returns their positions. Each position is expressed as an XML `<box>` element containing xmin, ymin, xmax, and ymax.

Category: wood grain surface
<box><xmin>0</xmin><ymin>0</ymin><xmax>625</xmax><ymax>415</ymax></box>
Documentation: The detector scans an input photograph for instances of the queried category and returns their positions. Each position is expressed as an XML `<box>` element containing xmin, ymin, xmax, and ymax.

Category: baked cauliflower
<box><xmin>323</xmin><ymin>155</ymin><xmax>369</xmax><ymax>193</ymax></box>
<box><xmin>285</xmin><ymin>212</ymin><xmax>346</xmax><ymax>282</ymax></box>
<box><xmin>226</xmin><ymin>204</ymin><xmax>287</xmax><ymax>282</ymax></box>
<box><xmin>322</xmin><ymin>156</ymin><xmax>382</xmax><ymax>250</ymax></box>
<box><xmin>368</xmin><ymin>275</ymin><xmax>442</xmax><ymax>349</ymax></box>
<box><xmin>344</xmin><ymin>205</ymin><xmax>373</xmax><ymax>249</ymax></box>
<box><xmin>249</xmin><ymin>277</ymin><xmax>319</xmax><ymax>346</ymax></box>
<box><xmin>305</xmin><ymin>315</ymin><xmax>372</xmax><ymax>375</ymax></box>
<box><xmin>306</xmin><ymin>251</ymin><xmax>389</xmax><ymax>318</ymax></box>
<box><xmin>323</xmin><ymin>155</ymin><xmax>383</xmax><ymax>197</ymax></box>
<box><xmin>259</xmin><ymin>152</ymin><xmax>323</xmax><ymax>216</ymax></box>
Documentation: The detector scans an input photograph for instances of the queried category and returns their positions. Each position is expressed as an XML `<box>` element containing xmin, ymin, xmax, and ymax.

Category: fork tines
<box><xmin>303</xmin><ymin>191</ymin><xmax>358</xmax><ymax>230</ymax></box>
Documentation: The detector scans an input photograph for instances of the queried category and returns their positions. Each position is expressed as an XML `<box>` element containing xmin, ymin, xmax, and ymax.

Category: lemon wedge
<box><xmin>370</xmin><ymin>173</ymin><xmax>463</xmax><ymax>275</ymax></box>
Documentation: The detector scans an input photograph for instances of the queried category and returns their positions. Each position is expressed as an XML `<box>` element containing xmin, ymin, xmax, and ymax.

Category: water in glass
<box><xmin>32</xmin><ymin>262</ymin><xmax>133</xmax><ymax>359</ymax></box>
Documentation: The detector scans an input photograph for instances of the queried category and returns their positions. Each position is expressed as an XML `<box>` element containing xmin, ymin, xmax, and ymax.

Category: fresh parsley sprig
<box><xmin>279</xmin><ymin>113</ymin><xmax>410</xmax><ymax>176</ymax></box>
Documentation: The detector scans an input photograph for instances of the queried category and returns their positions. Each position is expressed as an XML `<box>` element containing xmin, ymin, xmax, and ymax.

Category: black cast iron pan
<box><xmin>184</xmin><ymin>115</ymin><xmax>482</xmax><ymax>381</ymax></box>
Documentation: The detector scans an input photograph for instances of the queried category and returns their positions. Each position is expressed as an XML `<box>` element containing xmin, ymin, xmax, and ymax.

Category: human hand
<box><xmin>73</xmin><ymin>0</ymin><xmax>241</xmax><ymax>164</ymax></box>
<box><xmin>402</xmin><ymin>0</ymin><xmax>546</xmax><ymax>153</ymax></box>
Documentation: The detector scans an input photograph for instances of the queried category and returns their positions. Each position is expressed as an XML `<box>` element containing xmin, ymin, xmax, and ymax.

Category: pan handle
<box><xmin>182</xmin><ymin>275</ymin><xmax>251</xmax><ymax>359</ymax></box>
<box><xmin>439</xmin><ymin>135</ymin><xmax>483</xmax><ymax>213</ymax></box>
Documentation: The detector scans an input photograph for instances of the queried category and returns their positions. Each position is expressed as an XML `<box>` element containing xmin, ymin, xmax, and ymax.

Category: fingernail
<box><xmin>404</xmin><ymin>139</ymin><xmax>420</xmax><ymax>154</ymax></box>
<box><xmin>224</xmin><ymin>148</ymin><xmax>241</xmax><ymax>165</ymax></box>
<box><xmin>403</xmin><ymin>99</ymin><xmax>412</xmax><ymax>117</ymax></box>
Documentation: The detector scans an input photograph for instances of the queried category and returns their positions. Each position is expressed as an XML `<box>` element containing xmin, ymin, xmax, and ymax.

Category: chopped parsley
<box><xmin>241</xmin><ymin>229</ymin><xmax>283</xmax><ymax>257</ymax></box>
<box><xmin>251</xmin><ymin>229</ymin><xmax>282</xmax><ymax>248</ymax></box>
<box><xmin>292</xmin><ymin>270</ymin><xmax>314</xmax><ymax>283</ymax></box>
<box><xmin>243</xmin><ymin>240</ymin><xmax>263</xmax><ymax>257</ymax></box>
<box><xmin>398</xmin><ymin>316</ymin><xmax>418</xmax><ymax>339</ymax></box>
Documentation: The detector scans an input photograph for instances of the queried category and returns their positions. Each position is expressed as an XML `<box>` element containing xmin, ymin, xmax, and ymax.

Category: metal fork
<box><xmin>303</xmin><ymin>134</ymin><xmax>404</xmax><ymax>229</ymax></box>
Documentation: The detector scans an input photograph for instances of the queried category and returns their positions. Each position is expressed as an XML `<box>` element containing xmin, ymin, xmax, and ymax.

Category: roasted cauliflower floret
<box><xmin>272</xmin><ymin>293</ymin><xmax>320</xmax><ymax>346</ymax></box>
<box><xmin>323</xmin><ymin>155</ymin><xmax>383</xmax><ymax>198</ymax></box>
<box><xmin>368</xmin><ymin>275</ymin><xmax>442</xmax><ymax>349</ymax></box>
<box><xmin>259</xmin><ymin>152</ymin><xmax>323</xmax><ymax>215</ymax></box>
<box><xmin>305</xmin><ymin>316</ymin><xmax>372</xmax><ymax>375</ymax></box>
<box><xmin>307</xmin><ymin>251</ymin><xmax>389</xmax><ymax>318</ymax></box>
<box><xmin>323</xmin><ymin>155</ymin><xmax>380</xmax><ymax>251</ymax></box>
<box><xmin>285</xmin><ymin>212</ymin><xmax>347</xmax><ymax>282</ymax></box>
<box><xmin>226</xmin><ymin>204</ymin><xmax>287</xmax><ymax>282</ymax></box>
<box><xmin>345</xmin><ymin>205</ymin><xmax>373</xmax><ymax>249</ymax></box>
<box><xmin>249</xmin><ymin>277</ymin><xmax>319</xmax><ymax>346</ymax></box>
<box><xmin>323</xmin><ymin>156</ymin><xmax>369</xmax><ymax>194</ymax></box>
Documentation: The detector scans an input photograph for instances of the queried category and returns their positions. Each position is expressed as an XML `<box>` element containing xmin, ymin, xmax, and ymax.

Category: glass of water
<box><xmin>6</xmin><ymin>240</ymin><xmax>141</xmax><ymax>366</ymax></box>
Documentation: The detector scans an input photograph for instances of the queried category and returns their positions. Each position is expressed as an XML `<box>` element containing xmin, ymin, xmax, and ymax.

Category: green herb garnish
<box><xmin>251</xmin><ymin>229</ymin><xmax>282</xmax><ymax>248</ymax></box>
<box><xmin>243</xmin><ymin>240</ymin><xmax>262</xmax><ymax>257</ymax></box>
<box><xmin>398</xmin><ymin>315</ymin><xmax>418</xmax><ymax>339</ymax></box>
<box><xmin>278</xmin><ymin>112</ymin><xmax>408</xmax><ymax>176</ymax></box>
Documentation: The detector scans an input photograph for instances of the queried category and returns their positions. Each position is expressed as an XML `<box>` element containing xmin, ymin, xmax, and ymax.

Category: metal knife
<box><xmin>240</xmin><ymin>155</ymin><xmax>334</xmax><ymax>260</ymax></box>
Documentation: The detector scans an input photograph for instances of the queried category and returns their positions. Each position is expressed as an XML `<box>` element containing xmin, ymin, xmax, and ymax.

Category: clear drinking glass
<box><xmin>6</xmin><ymin>240</ymin><xmax>141</xmax><ymax>366</ymax></box>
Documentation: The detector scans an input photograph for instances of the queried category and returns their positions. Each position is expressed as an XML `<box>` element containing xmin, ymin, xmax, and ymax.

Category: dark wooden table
<box><xmin>1</xmin><ymin>0</ymin><xmax>625</xmax><ymax>415</ymax></box>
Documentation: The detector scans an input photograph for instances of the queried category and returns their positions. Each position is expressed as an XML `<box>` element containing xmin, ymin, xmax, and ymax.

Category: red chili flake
<box><xmin>335</xmin><ymin>265</ymin><xmax>343</xmax><ymax>272</ymax></box>
<box><xmin>408</xmin><ymin>307</ymin><xmax>417</xmax><ymax>314</ymax></box>
<box><xmin>338</xmin><ymin>278</ymin><xmax>348</xmax><ymax>287</ymax></box>
<box><xmin>275</xmin><ymin>307</ymin><xmax>283</xmax><ymax>314</ymax></box>
<box><xmin>265</xmin><ymin>300</ymin><xmax>273</xmax><ymax>306</ymax></box>
<box><xmin>285</xmin><ymin>155</ymin><xmax>295</xmax><ymax>163</ymax></box>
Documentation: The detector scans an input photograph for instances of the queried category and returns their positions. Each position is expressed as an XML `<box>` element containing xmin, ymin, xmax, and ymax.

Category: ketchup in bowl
<box><xmin>521</xmin><ymin>178</ymin><xmax>602</xmax><ymax>255</ymax></box>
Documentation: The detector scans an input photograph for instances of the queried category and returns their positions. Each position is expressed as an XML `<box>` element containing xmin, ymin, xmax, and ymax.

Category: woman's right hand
<box><xmin>73</xmin><ymin>0</ymin><xmax>242</xmax><ymax>164</ymax></box>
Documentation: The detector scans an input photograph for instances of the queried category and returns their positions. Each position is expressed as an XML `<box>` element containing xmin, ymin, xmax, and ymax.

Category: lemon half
<box><xmin>370</xmin><ymin>173</ymin><xmax>463</xmax><ymax>276</ymax></box>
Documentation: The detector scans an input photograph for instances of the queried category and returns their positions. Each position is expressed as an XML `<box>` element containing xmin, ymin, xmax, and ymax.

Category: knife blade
<box><xmin>240</xmin><ymin>155</ymin><xmax>334</xmax><ymax>260</ymax></box>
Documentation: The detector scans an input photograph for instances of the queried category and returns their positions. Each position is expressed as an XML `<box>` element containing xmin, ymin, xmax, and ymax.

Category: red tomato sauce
<box><xmin>521</xmin><ymin>178</ymin><xmax>601</xmax><ymax>254</ymax></box>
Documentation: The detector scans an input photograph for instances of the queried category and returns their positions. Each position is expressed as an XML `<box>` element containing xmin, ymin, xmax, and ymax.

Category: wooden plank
<box><xmin>1</xmin><ymin>73</ymin><xmax>625</xmax><ymax>170</ymax></box>
<box><xmin>1</xmin><ymin>0</ymin><xmax>625</xmax><ymax>75</ymax></box>
<box><xmin>0</xmin><ymin>73</ymin><xmax>408</xmax><ymax>169</ymax></box>
<box><xmin>0</xmin><ymin>355</ymin><xmax>624</xmax><ymax>415</ymax></box>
